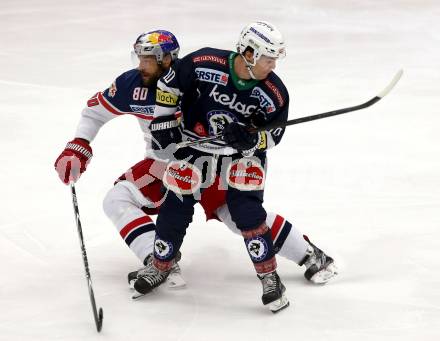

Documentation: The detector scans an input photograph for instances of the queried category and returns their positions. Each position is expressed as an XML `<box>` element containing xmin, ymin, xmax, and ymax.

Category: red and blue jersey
<box><xmin>74</xmin><ymin>68</ymin><xmax>169</xmax><ymax>156</ymax></box>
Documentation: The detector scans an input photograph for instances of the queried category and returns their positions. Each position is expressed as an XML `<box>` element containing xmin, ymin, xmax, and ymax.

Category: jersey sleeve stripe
<box><xmin>98</xmin><ymin>92</ymin><xmax>154</xmax><ymax>120</ymax></box>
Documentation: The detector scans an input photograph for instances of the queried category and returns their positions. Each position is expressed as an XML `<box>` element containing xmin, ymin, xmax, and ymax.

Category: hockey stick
<box><xmin>177</xmin><ymin>69</ymin><xmax>403</xmax><ymax>149</ymax></box>
<box><xmin>70</xmin><ymin>182</ymin><xmax>104</xmax><ymax>332</ymax></box>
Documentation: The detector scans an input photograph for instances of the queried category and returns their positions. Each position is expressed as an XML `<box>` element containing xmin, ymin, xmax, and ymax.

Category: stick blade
<box><xmin>96</xmin><ymin>308</ymin><xmax>103</xmax><ymax>332</ymax></box>
<box><xmin>377</xmin><ymin>69</ymin><xmax>403</xmax><ymax>98</ymax></box>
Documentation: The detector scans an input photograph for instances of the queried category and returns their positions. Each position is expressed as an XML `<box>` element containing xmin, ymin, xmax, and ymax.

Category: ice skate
<box><xmin>300</xmin><ymin>235</ymin><xmax>338</xmax><ymax>284</ymax></box>
<box><xmin>128</xmin><ymin>253</ymin><xmax>154</xmax><ymax>289</ymax></box>
<box><xmin>132</xmin><ymin>255</ymin><xmax>182</xmax><ymax>299</ymax></box>
<box><xmin>128</xmin><ymin>252</ymin><xmax>185</xmax><ymax>290</ymax></box>
<box><xmin>166</xmin><ymin>262</ymin><xmax>186</xmax><ymax>289</ymax></box>
<box><xmin>257</xmin><ymin>270</ymin><xmax>289</xmax><ymax>313</ymax></box>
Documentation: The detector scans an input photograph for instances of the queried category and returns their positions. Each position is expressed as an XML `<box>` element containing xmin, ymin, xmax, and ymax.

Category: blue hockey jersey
<box><xmin>153</xmin><ymin>47</ymin><xmax>290</xmax><ymax>155</ymax></box>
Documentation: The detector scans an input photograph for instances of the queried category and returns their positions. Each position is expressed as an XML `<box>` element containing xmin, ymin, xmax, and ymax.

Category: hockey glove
<box><xmin>150</xmin><ymin>115</ymin><xmax>181</xmax><ymax>150</ymax></box>
<box><xmin>222</xmin><ymin>122</ymin><xmax>264</xmax><ymax>155</ymax></box>
<box><xmin>54</xmin><ymin>138</ymin><xmax>93</xmax><ymax>184</ymax></box>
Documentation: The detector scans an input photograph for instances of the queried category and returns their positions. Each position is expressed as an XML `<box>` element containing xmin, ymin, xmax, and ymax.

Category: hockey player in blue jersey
<box><xmin>54</xmin><ymin>29</ymin><xmax>337</xmax><ymax>302</ymax></box>
<box><xmin>133</xmin><ymin>22</ymin><xmax>336</xmax><ymax>312</ymax></box>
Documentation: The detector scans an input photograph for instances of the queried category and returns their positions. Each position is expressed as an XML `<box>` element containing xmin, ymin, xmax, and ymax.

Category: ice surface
<box><xmin>1</xmin><ymin>1</ymin><xmax>439</xmax><ymax>340</ymax></box>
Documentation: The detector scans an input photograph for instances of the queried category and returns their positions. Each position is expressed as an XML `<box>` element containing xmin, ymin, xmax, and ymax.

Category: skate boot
<box><xmin>132</xmin><ymin>259</ymin><xmax>172</xmax><ymax>299</ymax></box>
<box><xmin>300</xmin><ymin>235</ymin><xmax>338</xmax><ymax>284</ymax></box>
<box><xmin>257</xmin><ymin>270</ymin><xmax>289</xmax><ymax>313</ymax></box>
<box><xmin>128</xmin><ymin>253</ymin><xmax>153</xmax><ymax>288</ymax></box>
<box><xmin>128</xmin><ymin>252</ymin><xmax>185</xmax><ymax>289</ymax></box>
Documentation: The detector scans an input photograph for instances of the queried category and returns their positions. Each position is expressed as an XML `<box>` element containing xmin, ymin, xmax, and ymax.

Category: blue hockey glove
<box><xmin>222</xmin><ymin>122</ymin><xmax>260</xmax><ymax>154</ymax></box>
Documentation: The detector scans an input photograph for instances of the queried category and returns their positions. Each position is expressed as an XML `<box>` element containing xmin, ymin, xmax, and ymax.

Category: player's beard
<box><xmin>140</xmin><ymin>73</ymin><xmax>158</xmax><ymax>87</ymax></box>
<box><xmin>140</xmin><ymin>64</ymin><xmax>166</xmax><ymax>87</ymax></box>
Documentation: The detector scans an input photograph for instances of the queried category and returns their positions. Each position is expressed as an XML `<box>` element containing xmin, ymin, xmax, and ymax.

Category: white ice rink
<box><xmin>1</xmin><ymin>1</ymin><xmax>439</xmax><ymax>340</ymax></box>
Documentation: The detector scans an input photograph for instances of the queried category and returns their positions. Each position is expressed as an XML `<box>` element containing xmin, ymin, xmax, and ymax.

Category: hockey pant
<box><xmin>102</xmin><ymin>158</ymin><xmax>309</xmax><ymax>266</ymax></box>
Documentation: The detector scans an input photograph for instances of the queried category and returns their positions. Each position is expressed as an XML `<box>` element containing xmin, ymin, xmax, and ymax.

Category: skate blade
<box><xmin>132</xmin><ymin>289</ymin><xmax>152</xmax><ymax>300</ymax></box>
<box><xmin>129</xmin><ymin>275</ymin><xmax>186</xmax><ymax>290</ymax></box>
<box><xmin>268</xmin><ymin>294</ymin><xmax>290</xmax><ymax>313</ymax></box>
<box><xmin>310</xmin><ymin>263</ymin><xmax>338</xmax><ymax>284</ymax></box>
<box><xmin>167</xmin><ymin>272</ymin><xmax>186</xmax><ymax>289</ymax></box>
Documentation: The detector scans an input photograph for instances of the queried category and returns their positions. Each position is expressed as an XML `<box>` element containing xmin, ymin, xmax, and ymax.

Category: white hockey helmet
<box><xmin>133</xmin><ymin>30</ymin><xmax>180</xmax><ymax>63</ymax></box>
<box><xmin>236</xmin><ymin>21</ymin><xmax>286</xmax><ymax>65</ymax></box>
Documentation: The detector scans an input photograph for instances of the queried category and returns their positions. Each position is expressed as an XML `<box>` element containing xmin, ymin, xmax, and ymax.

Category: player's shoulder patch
<box><xmin>105</xmin><ymin>69</ymin><xmax>141</xmax><ymax>99</ymax></box>
<box><xmin>108</xmin><ymin>81</ymin><xmax>117</xmax><ymax>97</ymax></box>
<box><xmin>87</xmin><ymin>92</ymin><xmax>100</xmax><ymax>107</ymax></box>
<box><xmin>263</xmin><ymin>74</ymin><xmax>288</xmax><ymax>108</ymax></box>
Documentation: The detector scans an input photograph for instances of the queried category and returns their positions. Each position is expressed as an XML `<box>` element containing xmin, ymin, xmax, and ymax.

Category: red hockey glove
<box><xmin>54</xmin><ymin>138</ymin><xmax>93</xmax><ymax>184</ymax></box>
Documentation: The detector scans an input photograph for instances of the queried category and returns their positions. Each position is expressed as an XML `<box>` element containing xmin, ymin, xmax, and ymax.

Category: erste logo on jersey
<box><xmin>251</xmin><ymin>87</ymin><xmax>276</xmax><ymax>113</ymax></box>
<box><xmin>129</xmin><ymin>105</ymin><xmax>154</xmax><ymax>114</ymax></box>
<box><xmin>207</xmin><ymin>110</ymin><xmax>237</xmax><ymax>135</ymax></box>
<box><xmin>195</xmin><ymin>67</ymin><xmax>229</xmax><ymax>86</ymax></box>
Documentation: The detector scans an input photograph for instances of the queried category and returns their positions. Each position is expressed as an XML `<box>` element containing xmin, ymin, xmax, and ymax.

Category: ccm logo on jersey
<box><xmin>251</xmin><ymin>87</ymin><xmax>276</xmax><ymax>113</ymax></box>
<box><xmin>195</xmin><ymin>68</ymin><xmax>229</xmax><ymax>86</ymax></box>
<box><xmin>156</xmin><ymin>89</ymin><xmax>178</xmax><ymax>106</ymax></box>
<box><xmin>163</xmin><ymin>161</ymin><xmax>202</xmax><ymax>195</ymax></box>
<box><xmin>227</xmin><ymin>158</ymin><xmax>265</xmax><ymax>191</ymax></box>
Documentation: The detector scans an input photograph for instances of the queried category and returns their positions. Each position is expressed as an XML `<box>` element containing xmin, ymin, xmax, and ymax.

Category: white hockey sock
<box><xmin>266</xmin><ymin>212</ymin><xmax>309</xmax><ymax>265</ymax></box>
<box><xmin>103</xmin><ymin>181</ymin><xmax>156</xmax><ymax>262</ymax></box>
<box><xmin>217</xmin><ymin>205</ymin><xmax>309</xmax><ymax>265</ymax></box>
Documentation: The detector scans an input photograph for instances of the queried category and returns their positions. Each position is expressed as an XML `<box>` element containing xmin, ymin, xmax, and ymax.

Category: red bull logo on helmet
<box><xmin>147</xmin><ymin>31</ymin><xmax>173</xmax><ymax>44</ymax></box>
